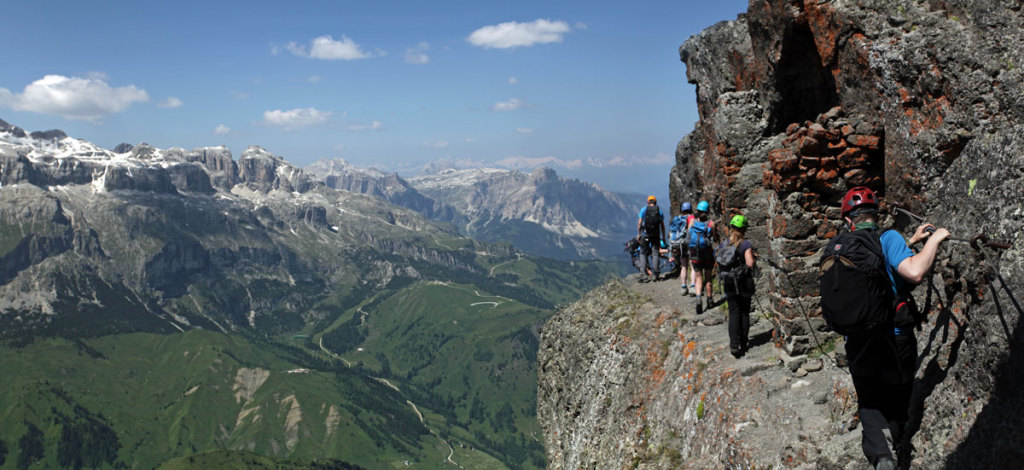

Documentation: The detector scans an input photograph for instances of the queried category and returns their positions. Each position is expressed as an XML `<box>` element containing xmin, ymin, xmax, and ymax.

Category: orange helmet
<box><xmin>647</xmin><ymin>195</ymin><xmax>657</xmax><ymax>203</ymax></box>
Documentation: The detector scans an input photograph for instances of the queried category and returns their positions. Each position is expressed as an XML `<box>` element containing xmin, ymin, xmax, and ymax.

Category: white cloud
<box><xmin>259</xmin><ymin>107</ymin><xmax>333</xmax><ymax>130</ymax></box>
<box><xmin>490</xmin><ymin>153</ymin><xmax>674</xmax><ymax>171</ymax></box>
<box><xmin>157</xmin><ymin>97</ymin><xmax>183</xmax><ymax>108</ymax></box>
<box><xmin>468</xmin><ymin>19</ymin><xmax>572</xmax><ymax>49</ymax></box>
<box><xmin>214</xmin><ymin>124</ymin><xmax>230</xmax><ymax>135</ymax></box>
<box><xmin>404</xmin><ymin>42</ymin><xmax>430</xmax><ymax>64</ymax></box>
<box><xmin>232</xmin><ymin>91</ymin><xmax>249</xmax><ymax>100</ymax></box>
<box><xmin>515</xmin><ymin>127</ymin><xmax>533</xmax><ymax>134</ymax></box>
<box><xmin>287</xmin><ymin>35</ymin><xmax>372</xmax><ymax>60</ymax></box>
<box><xmin>492</xmin><ymin>98</ymin><xmax>523</xmax><ymax>111</ymax></box>
<box><xmin>495</xmin><ymin>155</ymin><xmax>584</xmax><ymax>170</ymax></box>
<box><xmin>508</xmin><ymin>76</ymin><xmax>518</xmax><ymax>85</ymax></box>
<box><xmin>585</xmin><ymin>153</ymin><xmax>674</xmax><ymax>168</ymax></box>
<box><xmin>347</xmin><ymin>120</ymin><xmax>384</xmax><ymax>131</ymax></box>
<box><xmin>421</xmin><ymin>140</ymin><xmax>449</xmax><ymax>149</ymax></box>
<box><xmin>306</xmin><ymin>75</ymin><xmax>322</xmax><ymax>83</ymax></box>
<box><xmin>0</xmin><ymin>74</ymin><xmax>149</xmax><ymax>122</ymax></box>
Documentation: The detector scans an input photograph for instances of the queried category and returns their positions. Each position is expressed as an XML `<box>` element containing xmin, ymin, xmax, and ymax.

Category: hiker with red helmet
<box><xmin>637</xmin><ymin>195</ymin><xmax>667</xmax><ymax>282</ymax></box>
<box><xmin>821</xmin><ymin>186</ymin><xmax>949</xmax><ymax>470</ymax></box>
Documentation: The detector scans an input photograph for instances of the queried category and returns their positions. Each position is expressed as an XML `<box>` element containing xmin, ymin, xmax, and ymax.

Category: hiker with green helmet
<box><xmin>687</xmin><ymin>200</ymin><xmax>716</xmax><ymax>313</ymax></box>
<box><xmin>716</xmin><ymin>214</ymin><xmax>756</xmax><ymax>358</ymax></box>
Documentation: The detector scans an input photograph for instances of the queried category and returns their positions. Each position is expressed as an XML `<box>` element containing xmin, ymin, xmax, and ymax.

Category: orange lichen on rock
<box><xmin>683</xmin><ymin>340</ymin><xmax>698</xmax><ymax>359</ymax></box>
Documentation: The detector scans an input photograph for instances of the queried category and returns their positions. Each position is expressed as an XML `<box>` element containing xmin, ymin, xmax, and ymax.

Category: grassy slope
<box><xmin>0</xmin><ymin>184</ymin><xmax>624</xmax><ymax>469</ymax></box>
<box><xmin>313</xmin><ymin>257</ymin><xmax>621</xmax><ymax>469</ymax></box>
<box><xmin>0</xmin><ymin>331</ymin><xmax>492</xmax><ymax>470</ymax></box>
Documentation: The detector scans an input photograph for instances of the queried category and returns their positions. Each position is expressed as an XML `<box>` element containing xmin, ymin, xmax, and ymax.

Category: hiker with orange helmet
<box><xmin>637</xmin><ymin>195</ymin><xmax>667</xmax><ymax>282</ymax></box>
<box><xmin>822</xmin><ymin>186</ymin><xmax>949</xmax><ymax>469</ymax></box>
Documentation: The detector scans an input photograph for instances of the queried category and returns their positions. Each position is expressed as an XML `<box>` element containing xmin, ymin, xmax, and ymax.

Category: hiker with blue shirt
<box><xmin>822</xmin><ymin>186</ymin><xmax>949</xmax><ymax>470</ymax></box>
<box><xmin>637</xmin><ymin>195</ymin><xmax>667</xmax><ymax>282</ymax></box>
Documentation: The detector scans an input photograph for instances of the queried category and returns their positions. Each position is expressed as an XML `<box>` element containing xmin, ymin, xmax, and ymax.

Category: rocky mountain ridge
<box><xmin>0</xmin><ymin>118</ymin><xmax>515</xmax><ymax>338</ymax></box>
<box><xmin>540</xmin><ymin>0</ymin><xmax>1024</xmax><ymax>468</ymax></box>
<box><xmin>307</xmin><ymin>157</ymin><xmax>639</xmax><ymax>260</ymax></box>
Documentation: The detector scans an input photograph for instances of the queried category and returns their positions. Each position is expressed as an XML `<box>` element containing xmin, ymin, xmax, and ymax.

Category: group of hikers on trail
<box><xmin>630</xmin><ymin>187</ymin><xmax>950</xmax><ymax>470</ymax></box>
<box><xmin>633</xmin><ymin>195</ymin><xmax>756</xmax><ymax>358</ymax></box>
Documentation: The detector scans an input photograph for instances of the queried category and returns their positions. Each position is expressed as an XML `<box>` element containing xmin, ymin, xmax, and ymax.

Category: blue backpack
<box><xmin>688</xmin><ymin>220</ymin><xmax>712</xmax><ymax>250</ymax></box>
<box><xmin>668</xmin><ymin>215</ymin><xmax>688</xmax><ymax>243</ymax></box>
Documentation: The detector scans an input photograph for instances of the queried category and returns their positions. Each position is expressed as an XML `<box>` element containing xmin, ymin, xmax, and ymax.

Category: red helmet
<box><xmin>841</xmin><ymin>186</ymin><xmax>878</xmax><ymax>217</ymax></box>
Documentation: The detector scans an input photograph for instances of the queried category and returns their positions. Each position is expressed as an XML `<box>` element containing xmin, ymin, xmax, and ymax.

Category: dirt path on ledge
<box><xmin>623</xmin><ymin>272</ymin><xmax>868</xmax><ymax>469</ymax></box>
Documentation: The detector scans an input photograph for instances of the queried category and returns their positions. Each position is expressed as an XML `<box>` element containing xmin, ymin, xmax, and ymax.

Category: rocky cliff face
<box><xmin>540</xmin><ymin>0</ymin><xmax>1024</xmax><ymax>467</ymax></box>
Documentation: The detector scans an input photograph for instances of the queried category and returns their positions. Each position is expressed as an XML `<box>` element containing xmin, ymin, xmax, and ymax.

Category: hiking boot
<box><xmin>874</xmin><ymin>457</ymin><xmax>896</xmax><ymax>470</ymax></box>
<box><xmin>706</xmin><ymin>296</ymin><xmax>715</xmax><ymax>310</ymax></box>
<box><xmin>730</xmin><ymin>347</ymin><xmax>743</xmax><ymax>358</ymax></box>
<box><xmin>689</xmin><ymin>284</ymin><xmax>696</xmax><ymax>297</ymax></box>
<box><xmin>681</xmin><ymin>284</ymin><xmax>689</xmax><ymax>296</ymax></box>
<box><xmin>695</xmin><ymin>300</ymin><xmax>704</xmax><ymax>315</ymax></box>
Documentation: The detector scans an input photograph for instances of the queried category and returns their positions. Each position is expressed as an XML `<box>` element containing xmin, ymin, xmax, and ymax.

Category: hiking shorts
<box><xmin>670</xmin><ymin>241</ymin><xmax>687</xmax><ymax>261</ymax></box>
<box><xmin>689</xmin><ymin>246</ymin><xmax>714</xmax><ymax>269</ymax></box>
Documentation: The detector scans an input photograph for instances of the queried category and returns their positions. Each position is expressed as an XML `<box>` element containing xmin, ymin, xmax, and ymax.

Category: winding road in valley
<box><xmin>318</xmin><ymin>330</ymin><xmax>462</xmax><ymax>467</ymax></box>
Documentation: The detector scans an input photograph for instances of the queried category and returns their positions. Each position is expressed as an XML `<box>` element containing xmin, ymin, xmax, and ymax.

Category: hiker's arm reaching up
<box><xmin>897</xmin><ymin>226</ymin><xmax>950</xmax><ymax>284</ymax></box>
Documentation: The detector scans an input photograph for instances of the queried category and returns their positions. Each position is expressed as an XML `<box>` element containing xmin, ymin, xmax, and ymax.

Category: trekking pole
<box><xmin>762</xmin><ymin>258</ymin><xmax>836</xmax><ymax>365</ymax></box>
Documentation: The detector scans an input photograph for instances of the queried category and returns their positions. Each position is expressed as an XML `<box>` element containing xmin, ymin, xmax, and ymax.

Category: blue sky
<box><xmin>0</xmin><ymin>0</ymin><xmax>747</xmax><ymax>201</ymax></box>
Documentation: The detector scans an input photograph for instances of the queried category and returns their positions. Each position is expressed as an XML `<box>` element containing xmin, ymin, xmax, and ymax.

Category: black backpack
<box><xmin>717</xmin><ymin>241</ymin><xmax>753</xmax><ymax>293</ymax></box>
<box><xmin>643</xmin><ymin>205</ymin><xmax>662</xmax><ymax>237</ymax></box>
<box><xmin>818</xmin><ymin>229</ymin><xmax>893</xmax><ymax>336</ymax></box>
<box><xmin>624</xmin><ymin>237</ymin><xmax>641</xmax><ymax>254</ymax></box>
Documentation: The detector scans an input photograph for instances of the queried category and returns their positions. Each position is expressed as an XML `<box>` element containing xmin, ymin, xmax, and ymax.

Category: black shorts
<box><xmin>688</xmin><ymin>246</ymin><xmax>713</xmax><ymax>269</ymax></box>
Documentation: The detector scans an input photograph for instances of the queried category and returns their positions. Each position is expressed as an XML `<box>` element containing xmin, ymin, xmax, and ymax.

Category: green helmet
<box><xmin>729</xmin><ymin>214</ymin><xmax>748</xmax><ymax>229</ymax></box>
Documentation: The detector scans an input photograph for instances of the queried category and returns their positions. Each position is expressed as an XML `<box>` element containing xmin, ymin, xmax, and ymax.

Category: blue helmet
<box><xmin>697</xmin><ymin>200</ymin><xmax>710</xmax><ymax>212</ymax></box>
<box><xmin>680</xmin><ymin>202</ymin><xmax>692</xmax><ymax>213</ymax></box>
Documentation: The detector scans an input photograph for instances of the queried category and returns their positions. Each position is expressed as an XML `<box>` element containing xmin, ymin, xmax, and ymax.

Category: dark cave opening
<box><xmin>772</xmin><ymin>23</ymin><xmax>840</xmax><ymax>132</ymax></box>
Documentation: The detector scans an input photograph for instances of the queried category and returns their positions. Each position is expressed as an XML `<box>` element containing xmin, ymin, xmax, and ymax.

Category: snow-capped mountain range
<box><xmin>308</xmin><ymin>159</ymin><xmax>640</xmax><ymax>260</ymax></box>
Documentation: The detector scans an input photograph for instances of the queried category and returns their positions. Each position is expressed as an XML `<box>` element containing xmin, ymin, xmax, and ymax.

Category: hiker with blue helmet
<box><xmin>636</xmin><ymin>195</ymin><xmax>667</xmax><ymax>282</ymax></box>
<box><xmin>668</xmin><ymin>202</ymin><xmax>697</xmax><ymax>295</ymax></box>
<box><xmin>821</xmin><ymin>186</ymin><xmax>949</xmax><ymax>469</ymax></box>
<box><xmin>687</xmin><ymin>200</ymin><xmax>716</xmax><ymax>313</ymax></box>
<box><xmin>716</xmin><ymin>214</ymin><xmax>756</xmax><ymax>358</ymax></box>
